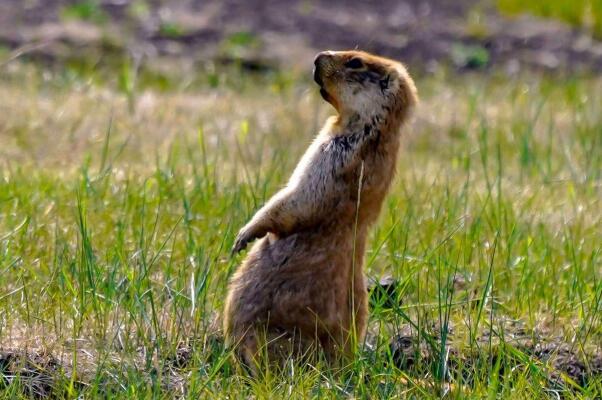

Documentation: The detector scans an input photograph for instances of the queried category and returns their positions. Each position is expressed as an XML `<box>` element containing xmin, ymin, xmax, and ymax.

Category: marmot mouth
<box><xmin>313</xmin><ymin>67</ymin><xmax>323</xmax><ymax>86</ymax></box>
<box><xmin>319</xmin><ymin>87</ymin><xmax>332</xmax><ymax>103</ymax></box>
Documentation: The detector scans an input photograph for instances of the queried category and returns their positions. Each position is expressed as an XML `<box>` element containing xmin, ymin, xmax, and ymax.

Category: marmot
<box><xmin>224</xmin><ymin>50</ymin><xmax>418</xmax><ymax>371</ymax></box>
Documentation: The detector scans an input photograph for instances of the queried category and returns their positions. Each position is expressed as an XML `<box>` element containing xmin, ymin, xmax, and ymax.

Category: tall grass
<box><xmin>0</xmin><ymin>62</ymin><xmax>600</xmax><ymax>398</ymax></box>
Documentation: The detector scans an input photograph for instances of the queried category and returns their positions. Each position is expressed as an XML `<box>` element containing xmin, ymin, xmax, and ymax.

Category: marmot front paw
<box><xmin>231</xmin><ymin>226</ymin><xmax>257</xmax><ymax>255</ymax></box>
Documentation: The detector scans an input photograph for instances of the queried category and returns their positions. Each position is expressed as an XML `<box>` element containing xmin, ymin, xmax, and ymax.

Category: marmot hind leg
<box><xmin>234</xmin><ymin>327</ymin><xmax>326</xmax><ymax>376</ymax></box>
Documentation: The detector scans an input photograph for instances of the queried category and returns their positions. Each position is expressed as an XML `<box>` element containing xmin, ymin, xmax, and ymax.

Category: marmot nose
<box><xmin>313</xmin><ymin>52</ymin><xmax>332</xmax><ymax>86</ymax></box>
<box><xmin>313</xmin><ymin>51</ymin><xmax>333</xmax><ymax>67</ymax></box>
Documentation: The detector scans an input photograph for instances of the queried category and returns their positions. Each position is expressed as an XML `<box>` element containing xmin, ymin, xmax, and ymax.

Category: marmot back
<box><xmin>224</xmin><ymin>50</ymin><xmax>418</xmax><ymax>373</ymax></box>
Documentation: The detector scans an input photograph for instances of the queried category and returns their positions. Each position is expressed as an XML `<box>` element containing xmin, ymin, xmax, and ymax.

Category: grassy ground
<box><xmin>0</xmin><ymin>60</ymin><xmax>601</xmax><ymax>398</ymax></box>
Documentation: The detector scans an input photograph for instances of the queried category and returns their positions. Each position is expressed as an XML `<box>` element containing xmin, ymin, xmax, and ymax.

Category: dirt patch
<box><xmin>0</xmin><ymin>332</ymin><xmax>229</xmax><ymax>398</ymax></box>
<box><xmin>387</xmin><ymin>324</ymin><xmax>602</xmax><ymax>390</ymax></box>
<box><xmin>2</xmin><ymin>327</ymin><xmax>600</xmax><ymax>397</ymax></box>
<box><xmin>1</xmin><ymin>0</ymin><xmax>601</xmax><ymax>73</ymax></box>
<box><xmin>0</xmin><ymin>350</ymin><xmax>64</xmax><ymax>398</ymax></box>
<box><xmin>369</xmin><ymin>277</ymin><xmax>602</xmax><ymax>389</ymax></box>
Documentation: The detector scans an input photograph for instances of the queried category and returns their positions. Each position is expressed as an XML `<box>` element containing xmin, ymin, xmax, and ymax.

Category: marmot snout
<box><xmin>224</xmin><ymin>50</ymin><xmax>418</xmax><ymax>372</ymax></box>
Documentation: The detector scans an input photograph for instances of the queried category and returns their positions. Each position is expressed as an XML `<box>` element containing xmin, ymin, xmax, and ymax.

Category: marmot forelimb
<box><xmin>224</xmin><ymin>50</ymin><xmax>418</xmax><ymax>372</ymax></box>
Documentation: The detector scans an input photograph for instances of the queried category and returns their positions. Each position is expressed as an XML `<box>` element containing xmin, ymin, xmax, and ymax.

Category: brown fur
<box><xmin>224</xmin><ymin>50</ymin><xmax>418</xmax><ymax>371</ymax></box>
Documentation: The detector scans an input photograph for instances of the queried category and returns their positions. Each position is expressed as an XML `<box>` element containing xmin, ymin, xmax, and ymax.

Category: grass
<box><xmin>498</xmin><ymin>0</ymin><xmax>602</xmax><ymax>37</ymax></box>
<box><xmin>61</xmin><ymin>0</ymin><xmax>108</xmax><ymax>24</ymax></box>
<box><xmin>0</xmin><ymin>60</ymin><xmax>601</xmax><ymax>398</ymax></box>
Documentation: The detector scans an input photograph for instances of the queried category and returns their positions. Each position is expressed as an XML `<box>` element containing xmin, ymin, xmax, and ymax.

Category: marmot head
<box><xmin>313</xmin><ymin>50</ymin><xmax>417</xmax><ymax>121</ymax></box>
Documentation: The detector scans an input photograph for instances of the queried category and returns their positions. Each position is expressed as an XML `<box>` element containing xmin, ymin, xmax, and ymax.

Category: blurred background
<box><xmin>1</xmin><ymin>0</ymin><xmax>601</xmax><ymax>75</ymax></box>
<box><xmin>2</xmin><ymin>0</ymin><xmax>601</xmax><ymax>168</ymax></box>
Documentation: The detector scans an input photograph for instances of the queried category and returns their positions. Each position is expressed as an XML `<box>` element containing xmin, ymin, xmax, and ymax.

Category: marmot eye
<box><xmin>344</xmin><ymin>58</ymin><xmax>363</xmax><ymax>69</ymax></box>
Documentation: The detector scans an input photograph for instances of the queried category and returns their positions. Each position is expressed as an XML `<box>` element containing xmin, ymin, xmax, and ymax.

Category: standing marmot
<box><xmin>224</xmin><ymin>50</ymin><xmax>418</xmax><ymax>371</ymax></box>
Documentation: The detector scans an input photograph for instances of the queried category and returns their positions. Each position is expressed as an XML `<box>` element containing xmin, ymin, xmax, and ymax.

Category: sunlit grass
<box><xmin>498</xmin><ymin>0</ymin><xmax>602</xmax><ymax>37</ymax></box>
<box><xmin>0</xmin><ymin>61</ymin><xmax>601</xmax><ymax>398</ymax></box>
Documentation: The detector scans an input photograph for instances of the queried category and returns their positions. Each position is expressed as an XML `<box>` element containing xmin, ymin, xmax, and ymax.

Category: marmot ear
<box><xmin>379</xmin><ymin>74</ymin><xmax>390</xmax><ymax>92</ymax></box>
